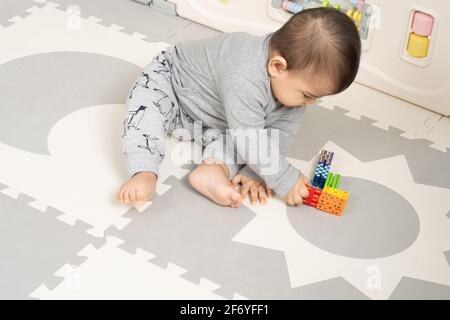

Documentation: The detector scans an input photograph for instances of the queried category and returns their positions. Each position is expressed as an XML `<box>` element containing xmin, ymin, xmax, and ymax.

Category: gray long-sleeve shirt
<box><xmin>168</xmin><ymin>32</ymin><xmax>306</xmax><ymax>197</ymax></box>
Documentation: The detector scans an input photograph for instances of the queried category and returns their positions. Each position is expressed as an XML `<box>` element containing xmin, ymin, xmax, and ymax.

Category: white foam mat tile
<box><xmin>30</xmin><ymin>237</ymin><xmax>224</xmax><ymax>299</ymax></box>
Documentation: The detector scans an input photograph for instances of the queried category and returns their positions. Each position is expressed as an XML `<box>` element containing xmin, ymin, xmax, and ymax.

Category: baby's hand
<box><xmin>231</xmin><ymin>173</ymin><xmax>273</xmax><ymax>205</ymax></box>
<box><xmin>116</xmin><ymin>171</ymin><xmax>157</xmax><ymax>205</ymax></box>
<box><xmin>283</xmin><ymin>174</ymin><xmax>310</xmax><ymax>206</ymax></box>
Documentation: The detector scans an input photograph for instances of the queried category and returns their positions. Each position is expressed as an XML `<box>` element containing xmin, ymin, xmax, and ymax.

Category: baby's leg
<box><xmin>189</xmin><ymin>133</ymin><xmax>244</xmax><ymax>208</ymax></box>
<box><xmin>118</xmin><ymin>49</ymin><xmax>178</xmax><ymax>205</ymax></box>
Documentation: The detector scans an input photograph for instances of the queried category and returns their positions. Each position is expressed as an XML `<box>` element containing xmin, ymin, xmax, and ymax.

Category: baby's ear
<box><xmin>268</xmin><ymin>56</ymin><xmax>288</xmax><ymax>77</ymax></box>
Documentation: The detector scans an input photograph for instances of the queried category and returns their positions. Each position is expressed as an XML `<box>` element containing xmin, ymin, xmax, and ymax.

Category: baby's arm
<box><xmin>238</xmin><ymin>108</ymin><xmax>310</xmax><ymax>205</ymax></box>
<box><xmin>219</xmin><ymin>72</ymin><xmax>308</xmax><ymax>202</ymax></box>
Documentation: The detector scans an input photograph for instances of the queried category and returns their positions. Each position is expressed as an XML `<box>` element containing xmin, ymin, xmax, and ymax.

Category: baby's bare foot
<box><xmin>189</xmin><ymin>164</ymin><xmax>243</xmax><ymax>207</ymax></box>
<box><xmin>116</xmin><ymin>171</ymin><xmax>157</xmax><ymax>205</ymax></box>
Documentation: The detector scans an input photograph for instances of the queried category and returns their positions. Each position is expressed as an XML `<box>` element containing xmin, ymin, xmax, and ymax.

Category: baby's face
<box><xmin>270</xmin><ymin>69</ymin><xmax>333</xmax><ymax>107</ymax></box>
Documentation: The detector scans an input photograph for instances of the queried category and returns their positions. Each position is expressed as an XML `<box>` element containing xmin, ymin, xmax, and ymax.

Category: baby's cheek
<box><xmin>278</xmin><ymin>93</ymin><xmax>297</xmax><ymax>106</ymax></box>
<box><xmin>276</xmin><ymin>89</ymin><xmax>303</xmax><ymax>107</ymax></box>
<box><xmin>294</xmin><ymin>97</ymin><xmax>306</xmax><ymax>106</ymax></box>
<box><xmin>307</xmin><ymin>98</ymin><xmax>317</xmax><ymax>105</ymax></box>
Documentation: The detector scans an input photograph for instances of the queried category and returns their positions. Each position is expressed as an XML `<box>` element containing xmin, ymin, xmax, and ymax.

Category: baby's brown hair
<box><xmin>270</xmin><ymin>7</ymin><xmax>361</xmax><ymax>94</ymax></box>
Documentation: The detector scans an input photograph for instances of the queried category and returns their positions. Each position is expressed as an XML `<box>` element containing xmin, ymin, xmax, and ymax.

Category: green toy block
<box><xmin>322</xmin><ymin>172</ymin><xmax>343</xmax><ymax>189</ymax></box>
<box><xmin>324</xmin><ymin>172</ymin><xmax>332</xmax><ymax>188</ymax></box>
<box><xmin>330</xmin><ymin>173</ymin><xmax>341</xmax><ymax>188</ymax></box>
<box><xmin>334</xmin><ymin>174</ymin><xmax>341</xmax><ymax>188</ymax></box>
<box><xmin>330</xmin><ymin>174</ymin><xmax>335</xmax><ymax>188</ymax></box>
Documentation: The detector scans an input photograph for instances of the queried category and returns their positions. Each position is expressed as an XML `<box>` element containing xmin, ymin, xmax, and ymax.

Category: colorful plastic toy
<box><xmin>303</xmin><ymin>149</ymin><xmax>349</xmax><ymax>216</ymax></box>
<box><xmin>281</xmin><ymin>0</ymin><xmax>371</xmax><ymax>37</ymax></box>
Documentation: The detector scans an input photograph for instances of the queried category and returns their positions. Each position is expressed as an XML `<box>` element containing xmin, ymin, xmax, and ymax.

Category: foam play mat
<box><xmin>1</xmin><ymin>0</ymin><xmax>449</xmax><ymax>300</ymax></box>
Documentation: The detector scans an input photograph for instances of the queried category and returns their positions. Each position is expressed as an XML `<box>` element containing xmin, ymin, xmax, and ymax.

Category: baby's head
<box><xmin>268</xmin><ymin>7</ymin><xmax>361</xmax><ymax>107</ymax></box>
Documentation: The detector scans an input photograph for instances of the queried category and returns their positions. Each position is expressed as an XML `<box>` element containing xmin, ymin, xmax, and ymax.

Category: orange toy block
<box><xmin>316</xmin><ymin>186</ymin><xmax>349</xmax><ymax>216</ymax></box>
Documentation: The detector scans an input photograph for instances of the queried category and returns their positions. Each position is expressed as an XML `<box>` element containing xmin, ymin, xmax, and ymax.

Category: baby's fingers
<box><xmin>231</xmin><ymin>173</ymin><xmax>243</xmax><ymax>186</ymax></box>
<box><xmin>258</xmin><ymin>185</ymin><xmax>267</xmax><ymax>205</ymax></box>
<box><xmin>240</xmin><ymin>183</ymin><xmax>251</xmax><ymax>199</ymax></box>
<box><xmin>250</xmin><ymin>185</ymin><xmax>258</xmax><ymax>205</ymax></box>
<box><xmin>286</xmin><ymin>195</ymin><xmax>296</xmax><ymax>207</ymax></box>
<box><xmin>293</xmin><ymin>193</ymin><xmax>303</xmax><ymax>205</ymax></box>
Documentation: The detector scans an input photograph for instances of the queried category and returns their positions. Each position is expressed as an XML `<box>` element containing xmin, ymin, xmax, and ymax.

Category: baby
<box><xmin>116</xmin><ymin>7</ymin><xmax>361</xmax><ymax>208</ymax></box>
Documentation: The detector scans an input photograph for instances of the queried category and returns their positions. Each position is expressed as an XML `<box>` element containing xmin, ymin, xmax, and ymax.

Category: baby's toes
<box><xmin>124</xmin><ymin>189</ymin><xmax>135</xmax><ymax>203</ymax></box>
<box><xmin>229</xmin><ymin>189</ymin><xmax>243</xmax><ymax>207</ymax></box>
<box><xmin>116</xmin><ymin>189</ymin><xmax>123</xmax><ymax>202</ymax></box>
<box><xmin>135</xmin><ymin>191</ymin><xmax>148</xmax><ymax>204</ymax></box>
<box><xmin>130</xmin><ymin>189</ymin><xmax>146</xmax><ymax>205</ymax></box>
<box><xmin>231</xmin><ymin>197</ymin><xmax>244</xmax><ymax>208</ymax></box>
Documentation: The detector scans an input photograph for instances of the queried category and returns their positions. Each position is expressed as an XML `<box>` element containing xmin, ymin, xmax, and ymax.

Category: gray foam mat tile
<box><xmin>165</xmin><ymin>20</ymin><xmax>221</xmax><ymax>43</ymax></box>
<box><xmin>0</xmin><ymin>51</ymin><xmax>140</xmax><ymax>154</ymax></box>
<box><xmin>0</xmin><ymin>0</ymin><xmax>45</xmax><ymax>27</ymax></box>
<box><xmin>0</xmin><ymin>185</ymin><xmax>105</xmax><ymax>299</ymax></box>
<box><xmin>48</xmin><ymin>0</ymin><xmax>220</xmax><ymax>43</ymax></box>
<box><xmin>286</xmin><ymin>177</ymin><xmax>421</xmax><ymax>260</ymax></box>
<box><xmin>390</xmin><ymin>277</ymin><xmax>450</xmax><ymax>300</ymax></box>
